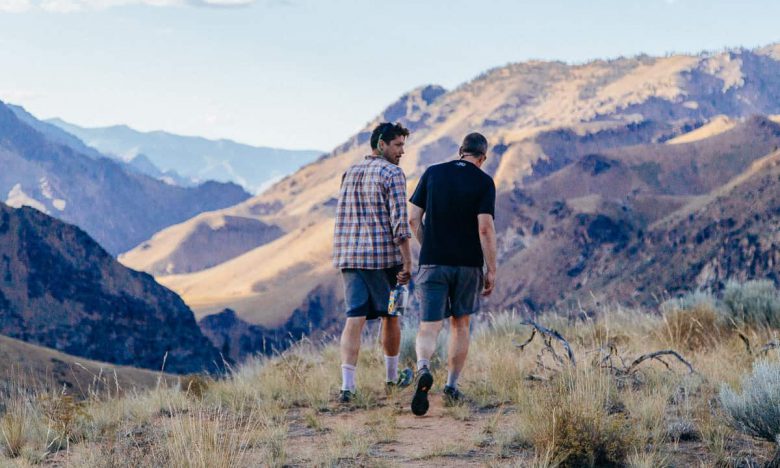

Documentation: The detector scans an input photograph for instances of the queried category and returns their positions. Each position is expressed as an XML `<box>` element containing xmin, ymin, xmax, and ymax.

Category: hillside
<box><xmin>3</xmin><ymin>288</ymin><xmax>780</xmax><ymax>466</ymax></box>
<box><xmin>0</xmin><ymin>334</ymin><xmax>167</xmax><ymax>397</ymax></box>
<box><xmin>0</xmin><ymin>101</ymin><xmax>251</xmax><ymax>255</ymax></box>
<box><xmin>123</xmin><ymin>46</ymin><xmax>780</xmax><ymax>343</ymax></box>
<box><xmin>0</xmin><ymin>202</ymin><xmax>222</xmax><ymax>374</ymax></box>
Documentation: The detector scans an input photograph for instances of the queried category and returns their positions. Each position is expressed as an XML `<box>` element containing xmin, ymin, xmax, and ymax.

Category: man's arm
<box><xmin>386</xmin><ymin>169</ymin><xmax>413</xmax><ymax>284</ymax></box>
<box><xmin>478</xmin><ymin>214</ymin><xmax>497</xmax><ymax>296</ymax></box>
<box><xmin>397</xmin><ymin>237</ymin><xmax>412</xmax><ymax>285</ymax></box>
<box><xmin>409</xmin><ymin>204</ymin><xmax>425</xmax><ymax>245</ymax></box>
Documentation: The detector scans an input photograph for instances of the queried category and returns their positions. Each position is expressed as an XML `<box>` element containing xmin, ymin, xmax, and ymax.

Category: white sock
<box><xmin>385</xmin><ymin>355</ymin><xmax>399</xmax><ymax>383</ymax></box>
<box><xmin>341</xmin><ymin>364</ymin><xmax>356</xmax><ymax>391</ymax></box>
<box><xmin>417</xmin><ymin>359</ymin><xmax>430</xmax><ymax>372</ymax></box>
<box><xmin>446</xmin><ymin>370</ymin><xmax>460</xmax><ymax>388</ymax></box>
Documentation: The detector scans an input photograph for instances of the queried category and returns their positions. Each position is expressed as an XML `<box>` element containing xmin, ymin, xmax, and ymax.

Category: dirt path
<box><xmin>282</xmin><ymin>390</ymin><xmax>522</xmax><ymax>467</ymax></box>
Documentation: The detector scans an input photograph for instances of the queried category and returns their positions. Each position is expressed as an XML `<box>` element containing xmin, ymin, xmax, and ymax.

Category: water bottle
<box><xmin>388</xmin><ymin>284</ymin><xmax>409</xmax><ymax>316</ymax></box>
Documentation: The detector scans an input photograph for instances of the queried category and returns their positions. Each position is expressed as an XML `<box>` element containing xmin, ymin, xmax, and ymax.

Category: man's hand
<box><xmin>482</xmin><ymin>269</ymin><xmax>496</xmax><ymax>296</ymax></box>
<box><xmin>397</xmin><ymin>262</ymin><xmax>412</xmax><ymax>285</ymax></box>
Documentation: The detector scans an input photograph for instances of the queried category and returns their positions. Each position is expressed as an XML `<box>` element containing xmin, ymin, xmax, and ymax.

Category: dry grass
<box><xmin>657</xmin><ymin>302</ymin><xmax>729</xmax><ymax>351</ymax></box>
<box><xmin>3</xmin><ymin>287</ymin><xmax>780</xmax><ymax>466</ymax></box>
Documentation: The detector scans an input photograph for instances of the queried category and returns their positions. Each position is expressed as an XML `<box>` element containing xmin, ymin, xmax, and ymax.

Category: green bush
<box><xmin>720</xmin><ymin>360</ymin><xmax>780</xmax><ymax>443</ymax></box>
<box><xmin>661</xmin><ymin>290</ymin><xmax>723</xmax><ymax>315</ymax></box>
<box><xmin>722</xmin><ymin>280</ymin><xmax>780</xmax><ymax>328</ymax></box>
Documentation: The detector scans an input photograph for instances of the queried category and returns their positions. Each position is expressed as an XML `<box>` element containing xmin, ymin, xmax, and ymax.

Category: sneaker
<box><xmin>339</xmin><ymin>389</ymin><xmax>354</xmax><ymax>404</ymax></box>
<box><xmin>442</xmin><ymin>385</ymin><xmax>463</xmax><ymax>405</ymax></box>
<box><xmin>386</xmin><ymin>367</ymin><xmax>413</xmax><ymax>394</ymax></box>
<box><xmin>395</xmin><ymin>367</ymin><xmax>413</xmax><ymax>388</ymax></box>
<box><xmin>411</xmin><ymin>368</ymin><xmax>433</xmax><ymax>416</ymax></box>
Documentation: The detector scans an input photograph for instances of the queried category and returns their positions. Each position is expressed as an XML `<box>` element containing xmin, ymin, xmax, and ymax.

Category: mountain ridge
<box><xmin>123</xmin><ymin>44</ymin><xmax>780</xmax><ymax>355</ymax></box>
<box><xmin>0</xmin><ymin>202</ymin><xmax>223</xmax><ymax>374</ymax></box>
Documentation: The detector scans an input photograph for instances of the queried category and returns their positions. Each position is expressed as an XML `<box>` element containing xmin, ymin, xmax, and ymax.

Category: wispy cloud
<box><xmin>0</xmin><ymin>0</ymin><xmax>259</xmax><ymax>12</ymax></box>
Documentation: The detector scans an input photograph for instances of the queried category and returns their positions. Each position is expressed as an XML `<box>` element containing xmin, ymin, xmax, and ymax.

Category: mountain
<box><xmin>0</xmin><ymin>101</ymin><xmax>251</xmax><ymax>255</ymax></box>
<box><xmin>47</xmin><ymin>119</ymin><xmax>324</xmax><ymax>194</ymax></box>
<box><xmin>486</xmin><ymin>115</ymin><xmax>780</xmax><ymax>312</ymax></box>
<box><xmin>559</xmin><ymin>143</ymin><xmax>780</xmax><ymax>310</ymax></box>
<box><xmin>124</xmin><ymin>46</ymin><xmax>780</xmax><ymax>354</ymax></box>
<box><xmin>8</xmin><ymin>104</ymin><xmax>193</xmax><ymax>187</ymax></box>
<box><xmin>0</xmin><ymin>202</ymin><xmax>222</xmax><ymax>374</ymax></box>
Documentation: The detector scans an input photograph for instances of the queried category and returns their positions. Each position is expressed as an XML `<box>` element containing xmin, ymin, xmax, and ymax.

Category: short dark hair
<box><xmin>370</xmin><ymin>122</ymin><xmax>410</xmax><ymax>150</ymax></box>
<box><xmin>460</xmin><ymin>132</ymin><xmax>488</xmax><ymax>157</ymax></box>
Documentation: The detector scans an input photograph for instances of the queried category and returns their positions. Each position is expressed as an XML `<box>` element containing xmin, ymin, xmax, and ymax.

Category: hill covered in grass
<box><xmin>3</xmin><ymin>281</ymin><xmax>780</xmax><ymax>466</ymax></box>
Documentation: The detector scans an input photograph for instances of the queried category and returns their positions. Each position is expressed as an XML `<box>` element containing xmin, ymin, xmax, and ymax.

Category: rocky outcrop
<box><xmin>0</xmin><ymin>203</ymin><xmax>222</xmax><ymax>374</ymax></box>
<box><xmin>198</xmin><ymin>284</ymin><xmax>342</xmax><ymax>363</ymax></box>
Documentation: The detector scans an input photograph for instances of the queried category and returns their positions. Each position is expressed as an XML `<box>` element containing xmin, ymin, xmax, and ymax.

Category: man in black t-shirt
<box><xmin>407</xmin><ymin>132</ymin><xmax>497</xmax><ymax>416</ymax></box>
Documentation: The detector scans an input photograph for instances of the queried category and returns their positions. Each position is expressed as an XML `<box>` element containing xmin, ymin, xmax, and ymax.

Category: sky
<box><xmin>1</xmin><ymin>0</ymin><xmax>780</xmax><ymax>151</ymax></box>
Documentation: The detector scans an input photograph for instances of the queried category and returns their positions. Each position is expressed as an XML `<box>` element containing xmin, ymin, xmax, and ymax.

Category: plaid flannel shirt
<box><xmin>333</xmin><ymin>156</ymin><xmax>412</xmax><ymax>270</ymax></box>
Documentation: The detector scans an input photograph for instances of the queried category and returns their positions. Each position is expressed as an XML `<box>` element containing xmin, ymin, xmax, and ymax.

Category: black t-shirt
<box><xmin>409</xmin><ymin>160</ymin><xmax>496</xmax><ymax>267</ymax></box>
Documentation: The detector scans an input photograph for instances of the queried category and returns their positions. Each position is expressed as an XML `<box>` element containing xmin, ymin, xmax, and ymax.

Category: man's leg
<box><xmin>340</xmin><ymin>316</ymin><xmax>366</xmax><ymax>392</ymax></box>
<box><xmin>446</xmin><ymin>314</ymin><xmax>470</xmax><ymax>390</ymax></box>
<box><xmin>410</xmin><ymin>320</ymin><xmax>441</xmax><ymax>416</ymax></box>
<box><xmin>415</xmin><ymin>320</ymin><xmax>443</xmax><ymax>371</ymax></box>
<box><xmin>381</xmin><ymin>316</ymin><xmax>401</xmax><ymax>383</ymax></box>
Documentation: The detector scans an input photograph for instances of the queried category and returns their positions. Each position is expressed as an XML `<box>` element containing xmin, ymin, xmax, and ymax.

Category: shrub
<box><xmin>658</xmin><ymin>303</ymin><xmax>727</xmax><ymax>351</ymax></box>
<box><xmin>720</xmin><ymin>360</ymin><xmax>780</xmax><ymax>443</ymax></box>
<box><xmin>661</xmin><ymin>290</ymin><xmax>721</xmax><ymax>314</ymax></box>
<box><xmin>722</xmin><ymin>280</ymin><xmax>780</xmax><ymax>328</ymax></box>
<box><xmin>514</xmin><ymin>368</ymin><xmax>637</xmax><ymax>467</ymax></box>
<box><xmin>37</xmin><ymin>392</ymin><xmax>90</xmax><ymax>451</ymax></box>
<box><xmin>1</xmin><ymin>399</ymin><xmax>28</xmax><ymax>458</ymax></box>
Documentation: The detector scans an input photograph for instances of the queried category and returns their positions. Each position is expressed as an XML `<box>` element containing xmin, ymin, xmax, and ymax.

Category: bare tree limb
<box><xmin>515</xmin><ymin>320</ymin><xmax>576</xmax><ymax>367</ymax></box>
<box><xmin>738</xmin><ymin>332</ymin><xmax>752</xmax><ymax>355</ymax></box>
<box><xmin>626</xmin><ymin>350</ymin><xmax>696</xmax><ymax>375</ymax></box>
<box><xmin>759</xmin><ymin>340</ymin><xmax>780</xmax><ymax>356</ymax></box>
<box><xmin>514</xmin><ymin>329</ymin><xmax>537</xmax><ymax>351</ymax></box>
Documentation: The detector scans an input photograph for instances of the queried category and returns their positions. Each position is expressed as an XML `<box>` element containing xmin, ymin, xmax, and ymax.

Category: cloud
<box><xmin>186</xmin><ymin>0</ymin><xmax>254</xmax><ymax>7</ymax></box>
<box><xmin>0</xmin><ymin>0</ymin><xmax>261</xmax><ymax>12</ymax></box>
<box><xmin>0</xmin><ymin>0</ymin><xmax>31</xmax><ymax>11</ymax></box>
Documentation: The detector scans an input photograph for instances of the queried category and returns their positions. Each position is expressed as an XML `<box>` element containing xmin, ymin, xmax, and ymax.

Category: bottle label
<box><xmin>388</xmin><ymin>285</ymin><xmax>407</xmax><ymax>316</ymax></box>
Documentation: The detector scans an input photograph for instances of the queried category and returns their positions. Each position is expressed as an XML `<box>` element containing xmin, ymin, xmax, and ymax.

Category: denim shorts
<box><xmin>416</xmin><ymin>265</ymin><xmax>483</xmax><ymax>322</ymax></box>
<box><xmin>341</xmin><ymin>266</ymin><xmax>400</xmax><ymax>320</ymax></box>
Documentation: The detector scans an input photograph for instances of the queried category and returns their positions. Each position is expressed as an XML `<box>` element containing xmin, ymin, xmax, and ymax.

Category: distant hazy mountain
<box><xmin>0</xmin><ymin>100</ymin><xmax>251</xmax><ymax>255</ymax></box>
<box><xmin>0</xmin><ymin>202</ymin><xmax>222</xmax><ymax>374</ymax></box>
<box><xmin>47</xmin><ymin>119</ymin><xmax>324</xmax><ymax>194</ymax></box>
<box><xmin>8</xmin><ymin>104</ymin><xmax>193</xmax><ymax>187</ymax></box>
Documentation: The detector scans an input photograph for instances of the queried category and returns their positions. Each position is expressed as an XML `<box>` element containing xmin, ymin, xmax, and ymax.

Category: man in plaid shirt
<box><xmin>333</xmin><ymin>122</ymin><xmax>413</xmax><ymax>403</ymax></box>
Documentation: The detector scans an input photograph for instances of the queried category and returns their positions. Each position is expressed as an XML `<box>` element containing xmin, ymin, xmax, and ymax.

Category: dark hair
<box><xmin>460</xmin><ymin>132</ymin><xmax>488</xmax><ymax>157</ymax></box>
<box><xmin>370</xmin><ymin>122</ymin><xmax>410</xmax><ymax>150</ymax></box>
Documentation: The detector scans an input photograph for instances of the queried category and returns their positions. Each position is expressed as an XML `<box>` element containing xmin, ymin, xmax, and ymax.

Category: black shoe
<box><xmin>443</xmin><ymin>385</ymin><xmax>463</xmax><ymax>405</ymax></box>
<box><xmin>411</xmin><ymin>368</ymin><xmax>433</xmax><ymax>416</ymax></box>
<box><xmin>339</xmin><ymin>389</ymin><xmax>354</xmax><ymax>404</ymax></box>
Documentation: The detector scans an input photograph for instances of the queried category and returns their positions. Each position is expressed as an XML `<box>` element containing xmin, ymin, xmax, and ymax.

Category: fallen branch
<box><xmin>513</xmin><ymin>320</ymin><xmax>576</xmax><ymax>367</ymax></box>
<box><xmin>759</xmin><ymin>340</ymin><xmax>780</xmax><ymax>356</ymax></box>
<box><xmin>738</xmin><ymin>332</ymin><xmax>752</xmax><ymax>355</ymax></box>
<box><xmin>626</xmin><ymin>350</ymin><xmax>696</xmax><ymax>375</ymax></box>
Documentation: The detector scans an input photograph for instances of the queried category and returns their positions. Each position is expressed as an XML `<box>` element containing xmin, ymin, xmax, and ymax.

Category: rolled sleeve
<box><xmin>386</xmin><ymin>169</ymin><xmax>412</xmax><ymax>244</ymax></box>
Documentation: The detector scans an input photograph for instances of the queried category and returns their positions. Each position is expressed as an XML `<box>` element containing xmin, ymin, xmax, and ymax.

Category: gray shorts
<box><xmin>416</xmin><ymin>265</ymin><xmax>484</xmax><ymax>322</ymax></box>
<box><xmin>341</xmin><ymin>266</ymin><xmax>400</xmax><ymax>320</ymax></box>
